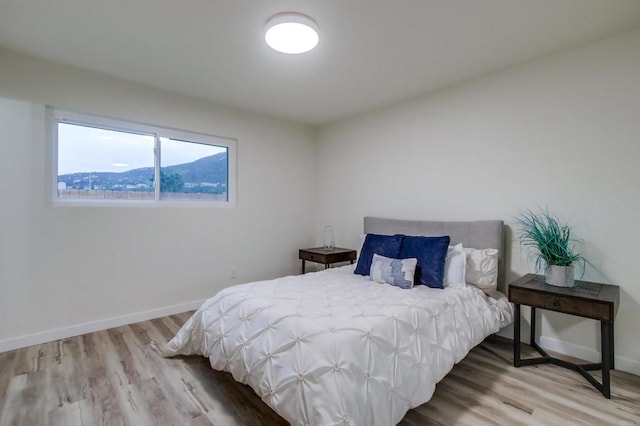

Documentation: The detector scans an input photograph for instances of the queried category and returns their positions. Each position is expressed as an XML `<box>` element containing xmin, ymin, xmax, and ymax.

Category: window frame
<box><xmin>46</xmin><ymin>107</ymin><xmax>237</xmax><ymax>207</ymax></box>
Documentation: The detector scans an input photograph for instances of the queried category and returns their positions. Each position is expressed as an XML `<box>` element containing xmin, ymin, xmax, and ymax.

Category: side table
<box><xmin>508</xmin><ymin>273</ymin><xmax>619</xmax><ymax>398</ymax></box>
<box><xmin>298</xmin><ymin>247</ymin><xmax>357</xmax><ymax>274</ymax></box>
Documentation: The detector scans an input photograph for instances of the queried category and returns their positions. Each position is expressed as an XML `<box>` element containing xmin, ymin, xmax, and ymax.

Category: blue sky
<box><xmin>58</xmin><ymin>123</ymin><xmax>226</xmax><ymax>175</ymax></box>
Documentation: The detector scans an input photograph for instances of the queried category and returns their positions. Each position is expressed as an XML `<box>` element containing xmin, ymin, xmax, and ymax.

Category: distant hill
<box><xmin>162</xmin><ymin>152</ymin><xmax>227</xmax><ymax>183</ymax></box>
<box><xmin>58</xmin><ymin>152</ymin><xmax>228</xmax><ymax>192</ymax></box>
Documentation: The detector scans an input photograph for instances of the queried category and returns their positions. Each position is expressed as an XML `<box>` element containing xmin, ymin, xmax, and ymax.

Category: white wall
<box><xmin>0</xmin><ymin>48</ymin><xmax>316</xmax><ymax>348</ymax></box>
<box><xmin>315</xmin><ymin>30</ymin><xmax>640</xmax><ymax>374</ymax></box>
<box><xmin>2</xmin><ymin>28</ymin><xmax>639</xmax><ymax>374</ymax></box>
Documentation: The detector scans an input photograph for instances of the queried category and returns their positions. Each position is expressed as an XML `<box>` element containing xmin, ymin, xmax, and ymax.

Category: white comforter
<box><xmin>165</xmin><ymin>266</ymin><xmax>513</xmax><ymax>426</ymax></box>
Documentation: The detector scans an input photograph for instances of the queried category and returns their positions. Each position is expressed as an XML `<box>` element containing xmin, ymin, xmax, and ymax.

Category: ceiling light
<box><xmin>265</xmin><ymin>12</ymin><xmax>319</xmax><ymax>54</ymax></box>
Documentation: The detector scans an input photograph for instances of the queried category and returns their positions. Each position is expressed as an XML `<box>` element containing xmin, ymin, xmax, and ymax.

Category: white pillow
<box><xmin>464</xmin><ymin>247</ymin><xmax>499</xmax><ymax>293</ymax></box>
<box><xmin>443</xmin><ymin>243</ymin><xmax>466</xmax><ymax>287</ymax></box>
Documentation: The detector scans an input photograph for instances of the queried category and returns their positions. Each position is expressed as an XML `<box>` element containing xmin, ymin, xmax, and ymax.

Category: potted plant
<box><xmin>514</xmin><ymin>209</ymin><xmax>585</xmax><ymax>287</ymax></box>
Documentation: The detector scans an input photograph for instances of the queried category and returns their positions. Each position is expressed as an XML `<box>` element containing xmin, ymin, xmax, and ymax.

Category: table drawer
<box><xmin>510</xmin><ymin>287</ymin><xmax>612</xmax><ymax>321</ymax></box>
<box><xmin>324</xmin><ymin>251</ymin><xmax>357</xmax><ymax>263</ymax></box>
<box><xmin>299</xmin><ymin>251</ymin><xmax>326</xmax><ymax>263</ymax></box>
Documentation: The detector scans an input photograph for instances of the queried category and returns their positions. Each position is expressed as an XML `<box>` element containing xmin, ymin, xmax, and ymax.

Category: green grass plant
<box><xmin>515</xmin><ymin>209</ymin><xmax>584</xmax><ymax>273</ymax></box>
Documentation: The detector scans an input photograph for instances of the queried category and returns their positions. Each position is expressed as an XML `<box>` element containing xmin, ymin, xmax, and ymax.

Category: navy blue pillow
<box><xmin>354</xmin><ymin>234</ymin><xmax>404</xmax><ymax>276</ymax></box>
<box><xmin>398</xmin><ymin>235</ymin><xmax>450</xmax><ymax>288</ymax></box>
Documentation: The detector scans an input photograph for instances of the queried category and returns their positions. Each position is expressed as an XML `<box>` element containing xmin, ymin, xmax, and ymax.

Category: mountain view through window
<box><xmin>57</xmin><ymin>122</ymin><xmax>229</xmax><ymax>202</ymax></box>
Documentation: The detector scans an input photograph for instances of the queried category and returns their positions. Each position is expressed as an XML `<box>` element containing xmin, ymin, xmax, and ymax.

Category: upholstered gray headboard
<box><xmin>364</xmin><ymin>217</ymin><xmax>506</xmax><ymax>292</ymax></box>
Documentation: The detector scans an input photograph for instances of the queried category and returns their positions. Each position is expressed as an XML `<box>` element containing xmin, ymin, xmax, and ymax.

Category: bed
<box><xmin>165</xmin><ymin>217</ymin><xmax>514</xmax><ymax>425</ymax></box>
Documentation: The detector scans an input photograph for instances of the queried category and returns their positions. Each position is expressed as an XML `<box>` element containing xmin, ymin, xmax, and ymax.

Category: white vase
<box><xmin>545</xmin><ymin>265</ymin><xmax>575</xmax><ymax>287</ymax></box>
<box><xmin>323</xmin><ymin>225</ymin><xmax>335</xmax><ymax>250</ymax></box>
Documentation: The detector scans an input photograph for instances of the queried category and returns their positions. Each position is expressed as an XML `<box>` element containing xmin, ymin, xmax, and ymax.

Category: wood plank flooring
<box><xmin>1</xmin><ymin>313</ymin><xmax>639</xmax><ymax>425</ymax></box>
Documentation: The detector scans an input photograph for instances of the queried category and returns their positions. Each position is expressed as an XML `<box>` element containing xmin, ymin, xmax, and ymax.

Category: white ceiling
<box><xmin>1</xmin><ymin>1</ymin><xmax>639</xmax><ymax>125</ymax></box>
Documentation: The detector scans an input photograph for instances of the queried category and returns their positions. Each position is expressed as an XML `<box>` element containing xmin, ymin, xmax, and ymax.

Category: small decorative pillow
<box><xmin>464</xmin><ymin>247</ymin><xmax>499</xmax><ymax>293</ymax></box>
<box><xmin>443</xmin><ymin>243</ymin><xmax>466</xmax><ymax>287</ymax></box>
<box><xmin>354</xmin><ymin>234</ymin><xmax>404</xmax><ymax>276</ymax></box>
<box><xmin>370</xmin><ymin>254</ymin><xmax>417</xmax><ymax>289</ymax></box>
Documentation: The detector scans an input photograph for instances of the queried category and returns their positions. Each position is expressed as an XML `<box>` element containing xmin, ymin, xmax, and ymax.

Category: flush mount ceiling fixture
<box><xmin>264</xmin><ymin>12</ymin><xmax>319</xmax><ymax>54</ymax></box>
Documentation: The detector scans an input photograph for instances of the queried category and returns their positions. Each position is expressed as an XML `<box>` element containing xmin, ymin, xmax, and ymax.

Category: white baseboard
<box><xmin>0</xmin><ymin>299</ymin><xmax>205</xmax><ymax>353</ymax></box>
<box><xmin>538</xmin><ymin>336</ymin><xmax>640</xmax><ymax>376</ymax></box>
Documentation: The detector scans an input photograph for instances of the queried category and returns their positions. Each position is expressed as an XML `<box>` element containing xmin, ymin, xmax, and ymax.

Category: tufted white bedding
<box><xmin>165</xmin><ymin>265</ymin><xmax>513</xmax><ymax>425</ymax></box>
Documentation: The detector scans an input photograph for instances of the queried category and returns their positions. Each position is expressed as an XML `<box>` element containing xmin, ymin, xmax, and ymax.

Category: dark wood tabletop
<box><xmin>509</xmin><ymin>273</ymin><xmax>619</xmax><ymax>321</ymax></box>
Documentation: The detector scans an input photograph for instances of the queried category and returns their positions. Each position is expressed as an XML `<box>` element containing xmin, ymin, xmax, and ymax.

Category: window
<box><xmin>48</xmin><ymin>108</ymin><xmax>236</xmax><ymax>206</ymax></box>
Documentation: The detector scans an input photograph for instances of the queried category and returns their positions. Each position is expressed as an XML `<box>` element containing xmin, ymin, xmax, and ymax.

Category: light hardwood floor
<box><xmin>1</xmin><ymin>313</ymin><xmax>639</xmax><ymax>426</ymax></box>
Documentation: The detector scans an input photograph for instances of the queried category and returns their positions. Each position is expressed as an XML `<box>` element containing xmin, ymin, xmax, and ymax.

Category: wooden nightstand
<box><xmin>509</xmin><ymin>273</ymin><xmax>620</xmax><ymax>398</ymax></box>
<box><xmin>298</xmin><ymin>247</ymin><xmax>357</xmax><ymax>274</ymax></box>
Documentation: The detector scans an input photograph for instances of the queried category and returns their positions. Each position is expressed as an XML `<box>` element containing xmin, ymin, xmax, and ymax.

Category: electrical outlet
<box><xmin>230</xmin><ymin>267</ymin><xmax>237</xmax><ymax>279</ymax></box>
